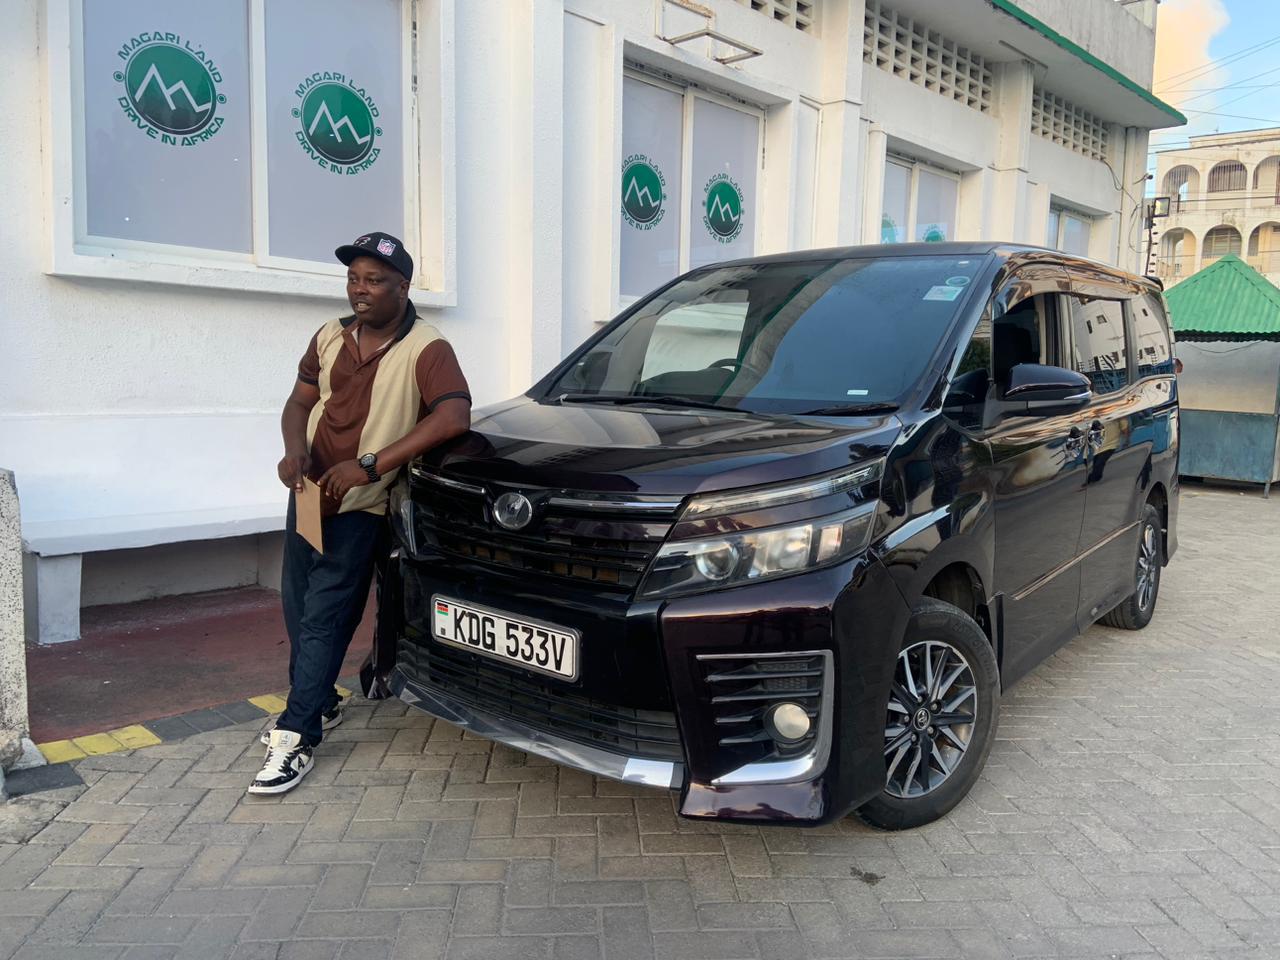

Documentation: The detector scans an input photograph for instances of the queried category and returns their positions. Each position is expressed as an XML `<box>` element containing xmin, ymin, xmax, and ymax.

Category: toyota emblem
<box><xmin>492</xmin><ymin>492</ymin><xmax>534</xmax><ymax>531</ymax></box>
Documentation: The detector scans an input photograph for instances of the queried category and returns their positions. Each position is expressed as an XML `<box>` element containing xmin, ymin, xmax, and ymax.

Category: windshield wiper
<box><xmin>798</xmin><ymin>402</ymin><xmax>900</xmax><ymax>416</ymax></box>
<box><xmin>552</xmin><ymin>393</ymin><xmax>742</xmax><ymax>413</ymax></box>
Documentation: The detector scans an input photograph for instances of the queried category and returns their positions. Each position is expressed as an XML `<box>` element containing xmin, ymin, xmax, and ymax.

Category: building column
<box><xmin>811</xmin><ymin>0</ymin><xmax>866</xmax><ymax>247</ymax></box>
<box><xmin>506</xmin><ymin>0</ymin><xmax>566</xmax><ymax>392</ymax></box>
<box><xmin>989</xmin><ymin>60</ymin><xmax>1034</xmax><ymax>243</ymax></box>
<box><xmin>0</xmin><ymin>470</ymin><xmax>29</xmax><ymax>743</ymax></box>
<box><xmin>860</xmin><ymin>125</ymin><xmax>887</xmax><ymax>244</ymax></box>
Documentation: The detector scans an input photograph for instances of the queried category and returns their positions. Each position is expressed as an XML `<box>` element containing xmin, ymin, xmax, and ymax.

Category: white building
<box><xmin>2</xmin><ymin>0</ymin><xmax>1182</xmax><ymax>643</ymax></box>
<box><xmin>1152</xmin><ymin>128</ymin><xmax>1280</xmax><ymax>286</ymax></box>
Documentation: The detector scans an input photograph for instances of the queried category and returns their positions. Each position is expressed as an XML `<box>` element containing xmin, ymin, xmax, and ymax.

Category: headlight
<box><xmin>639</xmin><ymin>501</ymin><xmax>877</xmax><ymax>599</ymax></box>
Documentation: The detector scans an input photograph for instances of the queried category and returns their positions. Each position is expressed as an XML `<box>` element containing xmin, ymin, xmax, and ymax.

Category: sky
<box><xmin>1149</xmin><ymin>0</ymin><xmax>1280</xmax><ymax>163</ymax></box>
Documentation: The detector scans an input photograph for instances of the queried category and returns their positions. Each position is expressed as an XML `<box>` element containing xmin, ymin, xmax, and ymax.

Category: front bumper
<box><xmin>390</xmin><ymin>551</ymin><xmax>910</xmax><ymax>825</ymax></box>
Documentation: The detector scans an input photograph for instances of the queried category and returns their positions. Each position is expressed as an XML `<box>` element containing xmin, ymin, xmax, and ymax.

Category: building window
<box><xmin>620</xmin><ymin>72</ymin><xmax>762</xmax><ymax>299</ymax></box>
<box><xmin>50</xmin><ymin>0</ymin><xmax>457</xmax><ymax>299</ymax></box>
<box><xmin>1202</xmin><ymin>225</ymin><xmax>1242</xmax><ymax>263</ymax></box>
<box><xmin>1253</xmin><ymin>156</ymin><xmax>1280</xmax><ymax>204</ymax></box>
<box><xmin>1031</xmin><ymin>89</ymin><xmax>1108</xmax><ymax>162</ymax></box>
<box><xmin>1206</xmin><ymin>160</ymin><xmax>1247</xmax><ymax>194</ymax></box>
<box><xmin>862</xmin><ymin>1</ymin><xmax>992</xmax><ymax>114</ymax></box>
<box><xmin>881</xmin><ymin>158</ymin><xmax>958</xmax><ymax>244</ymax></box>
<box><xmin>1047</xmin><ymin>206</ymin><xmax>1091</xmax><ymax>256</ymax></box>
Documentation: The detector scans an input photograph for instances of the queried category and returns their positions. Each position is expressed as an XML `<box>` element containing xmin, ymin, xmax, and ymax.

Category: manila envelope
<box><xmin>296</xmin><ymin>478</ymin><xmax>324</xmax><ymax>553</ymax></box>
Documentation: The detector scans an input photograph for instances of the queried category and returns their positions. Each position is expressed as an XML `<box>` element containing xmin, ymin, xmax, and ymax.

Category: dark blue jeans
<box><xmin>277</xmin><ymin>495</ymin><xmax>386</xmax><ymax>745</ymax></box>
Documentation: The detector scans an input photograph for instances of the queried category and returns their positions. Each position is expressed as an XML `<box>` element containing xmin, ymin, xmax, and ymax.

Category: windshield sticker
<box><xmin>846</xmin><ymin>389</ymin><xmax>870</xmax><ymax>396</ymax></box>
<box><xmin>945</xmin><ymin>275</ymin><xmax>971</xmax><ymax>287</ymax></box>
<box><xmin>924</xmin><ymin>285</ymin><xmax>963</xmax><ymax>302</ymax></box>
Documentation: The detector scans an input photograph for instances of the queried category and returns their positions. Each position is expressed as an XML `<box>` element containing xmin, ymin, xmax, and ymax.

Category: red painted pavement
<box><xmin>26</xmin><ymin>587</ymin><xmax>373</xmax><ymax>743</ymax></box>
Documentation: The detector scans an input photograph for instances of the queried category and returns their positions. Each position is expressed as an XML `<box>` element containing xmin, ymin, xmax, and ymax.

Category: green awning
<box><xmin>1166</xmin><ymin>255</ymin><xmax>1280</xmax><ymax>341</ymax></box>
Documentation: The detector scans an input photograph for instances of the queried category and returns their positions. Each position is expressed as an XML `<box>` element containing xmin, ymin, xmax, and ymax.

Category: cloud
<box><xmin>1153</xmin><ymin>0</ymin><xmax>1231</xmax><ymax>114</ymax></box>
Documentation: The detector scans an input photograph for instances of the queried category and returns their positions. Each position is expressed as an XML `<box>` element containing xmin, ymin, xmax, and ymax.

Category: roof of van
<box><xmin>713</xmin><ymin>242</ymin><xmax>1157</xmax><ymax>287</ymax></box>
<box><xmin>1165</xmin><ymin>255</ymin><xmax>1280</xmax><ymax>341</ymax></box>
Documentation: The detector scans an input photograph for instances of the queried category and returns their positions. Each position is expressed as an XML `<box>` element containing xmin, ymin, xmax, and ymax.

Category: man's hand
<box><xmin>318</xmin><ymin>460</ymin><xmax>371</xmax><ymax>501</ymax></box>
<box><xmin>278</xmin><ymin>453</ymin><xmax>312</xmax><ymax>491</ymax></box>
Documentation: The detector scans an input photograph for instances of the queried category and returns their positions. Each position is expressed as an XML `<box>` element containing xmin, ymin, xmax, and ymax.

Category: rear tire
<box><xmin>1099</xmin><ymin>503</ymin><xmax>1162</xmax><ymax>630</ymax></box>
<box><xmin>857</xmin><ymin>598</ymin><xmax>1000</xmax><ymax>831</ymax></box>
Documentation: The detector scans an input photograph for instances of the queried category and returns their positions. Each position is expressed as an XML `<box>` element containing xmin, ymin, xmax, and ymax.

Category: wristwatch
<box><xmin>358</xmin><ymin>453</ymin><xmax>380</xmax><ymax>483</ymax></box>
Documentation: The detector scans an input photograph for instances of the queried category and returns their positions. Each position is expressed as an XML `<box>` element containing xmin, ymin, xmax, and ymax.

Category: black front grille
<box><xmin>398</xmin><ymin>633</ymin><xmax>683</xmax><ymax>762</ymax></box>
<box><xmin>409</xmin><ymin>477</ymin><xmax>675</xmax><ymax>595</ymax></box>
<box><xmin>699</xmin><ymin>652</ymin><xmax>828</xmax><ymax>763</ymax></box>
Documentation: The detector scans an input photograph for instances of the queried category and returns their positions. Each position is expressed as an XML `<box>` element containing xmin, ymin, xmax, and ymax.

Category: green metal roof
<box><xmin>1165</xmin><ymin>255</ymin><xmax>1280</xmax><ymax>340</ymax></box>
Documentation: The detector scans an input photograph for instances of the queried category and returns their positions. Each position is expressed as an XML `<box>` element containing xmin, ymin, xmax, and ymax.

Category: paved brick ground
<box><xmin>2</xmin><ymin>486</ymin><xmax>1279</xmax><ymax>959</ymax></box>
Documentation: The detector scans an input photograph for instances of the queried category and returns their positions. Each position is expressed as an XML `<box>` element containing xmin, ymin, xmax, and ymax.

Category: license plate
<box><xmin>431</xmin><ymin>596</ymin><xmax>579</xmax><ymax>681</ymax></box>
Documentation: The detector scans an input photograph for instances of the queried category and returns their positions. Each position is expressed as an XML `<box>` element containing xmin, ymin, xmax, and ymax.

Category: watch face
<box><xmin>359</xmin><ymin>454</ymin><xmax>376</xmax><ymax>468</ymax></box>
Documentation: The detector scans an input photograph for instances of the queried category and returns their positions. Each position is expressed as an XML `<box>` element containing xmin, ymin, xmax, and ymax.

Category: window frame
<box><xmin>881</xmin><ymin>154</ymin><xmax>961</xmax><ymax>246</ymax></box>
<box><xmin>618</xmin><ymin>68</ymin><xmax>765</xmax><ymax>309</ymax></box>
<box><xmin>1047</xmin><ymin>204</ymin><xmax>1091</xmax><ymax>256</ymax></box>
<box><xmin>43</xmin><ymin>0</ymin><xmax>457</xmax><ymax>304</ymax></box>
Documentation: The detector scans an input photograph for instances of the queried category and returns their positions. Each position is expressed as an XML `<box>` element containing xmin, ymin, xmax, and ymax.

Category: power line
<box><xmin>1154</xmin><ymin>34</ymin><xmax>1280</xmax><ymax>90</ymax></box>
<box><xmin>1170</xmin><ymin>66</ymin><xmax>1280</xmax><ymax>106</ymax></box>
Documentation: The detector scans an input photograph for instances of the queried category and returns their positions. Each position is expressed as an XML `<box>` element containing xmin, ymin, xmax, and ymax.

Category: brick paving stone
<box><xmin>5</xmin><ymin>490</ymin><xmax>1280</xmax><ymax>959</ymax></box>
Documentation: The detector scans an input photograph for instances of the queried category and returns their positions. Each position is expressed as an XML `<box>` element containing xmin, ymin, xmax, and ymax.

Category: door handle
<box><xmin>1064</xmin><ymin>427</ymin><xmax>1085</xmax><ymax>459</ymax></box>
<box><xmin>1087</xmin><ymin>420</ymin><xmax>1105</xmax><ymax>450</ymax></box>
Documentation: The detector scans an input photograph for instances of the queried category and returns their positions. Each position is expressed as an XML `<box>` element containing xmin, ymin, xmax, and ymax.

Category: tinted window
<box><xmin>550</xmin><ymin>256</ymin><xmax>982</xmax><ymax>414</ymax></box>
<box><xmin>1132</xmin><ymin>293</ymin><xmax>1175</xmax><ymax>378</ymax></box>
<box><xmin>1067</xmin><ymin>297</ymin><xmax>1128</xmax><ymax>394</ymax></box>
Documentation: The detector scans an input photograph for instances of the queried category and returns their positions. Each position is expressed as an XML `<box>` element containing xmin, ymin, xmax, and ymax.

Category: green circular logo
<box><xmin>114</xmin><ymin>38</ymin><xmax>224</xmax><ymax>140</ymax></box>
<box><xmin>293</xmin><ymin>80</ymin><xmax>381</xmax><ymax>167</ymax></box>
<box><xmin>703</xmin><ymin>175</ymin><xmax>744</xmax><ymax>243</ymax></box>
<box><xmin>621</xmin><ymin>156</ymin><xmax>666</xmax><ymax>228</ymax></box>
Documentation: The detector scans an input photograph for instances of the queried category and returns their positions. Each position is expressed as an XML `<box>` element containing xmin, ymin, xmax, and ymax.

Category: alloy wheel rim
<box><xmin>1136</xmin><ymin>522</ymin><xmax>1158</xmax><ymax>611</ymax></box>
<box><xmin>883</xmin><ymin>639</ymin><xmax>978</xmax><ymax>799</ymax></box>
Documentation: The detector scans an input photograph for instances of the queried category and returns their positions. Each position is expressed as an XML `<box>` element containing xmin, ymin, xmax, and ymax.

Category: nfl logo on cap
<box><xmin>377</xmin><ymin>239</ymin><xmax>396</xmax><ymax>256</ymax></box>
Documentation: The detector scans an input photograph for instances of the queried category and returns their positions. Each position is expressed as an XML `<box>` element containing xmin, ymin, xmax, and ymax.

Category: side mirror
<box><xmin>1002</xmin><ymin>364</ymin><xmax>1092</xmax><ymax>408</ymax></box>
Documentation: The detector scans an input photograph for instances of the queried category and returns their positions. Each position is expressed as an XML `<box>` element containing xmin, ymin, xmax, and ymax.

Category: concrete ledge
<box><xmin>23</xmin><ymin>503</ymin><xmax>286</xmax><ymax>557</ymax></box>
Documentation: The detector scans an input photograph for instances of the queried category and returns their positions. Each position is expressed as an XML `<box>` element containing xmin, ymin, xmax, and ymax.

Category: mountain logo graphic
<box><xmin>293</xmin><ymin>81</ymin><xmax>381</xmax><ymax>168</ymax></box>
<box><xmin>621</xmin><ymin>156</ymin><xmax>666</xmax><ymax>229</ymax></box>
<box><xmin>114</xmin><ymin>38</ymin><xmax>225</xmax><ymax>141</ymax></box>
<box><xmin>702</xmin><ymin>174</ymin><xmax>745</xmax><ymax>244</ymax></box>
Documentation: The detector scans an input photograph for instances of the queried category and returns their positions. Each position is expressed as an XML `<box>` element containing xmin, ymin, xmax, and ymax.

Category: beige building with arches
<box><xmin>1153</xmin><ymin>128</ymin><xmax>1280</xmax><ymax>287</ymax></box>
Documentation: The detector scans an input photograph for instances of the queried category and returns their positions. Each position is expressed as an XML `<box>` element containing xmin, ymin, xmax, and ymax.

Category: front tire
<box><xmin>857</xmin><ymin>598</ymin><xmax>1000</xmax><ymax>831</ymax></box>
<box><xmin>1099</xmin><ymin>502</ymin><xmax>1162</xmax><ymax>630</ymax></box>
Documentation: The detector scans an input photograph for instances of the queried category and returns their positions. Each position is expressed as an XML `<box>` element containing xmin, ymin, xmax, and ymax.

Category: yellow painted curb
<box><xmin>109</xmin><ymin>725</ymin><xmax>163</xmax><ymax>750</ymax></box>
<box><xmin>72</xmin><ymin>732</ymin><xmax>127</xmax><ymax>756</ymax></box>
<box><xmin>37</xmin><ymin>739</ymin><xmax>88</xmax><ymax>763</ymax></box>
<box><xmin>249</xmin><ymin>693</ymin><xmax>289</xmax><ymax>714</ymax></box>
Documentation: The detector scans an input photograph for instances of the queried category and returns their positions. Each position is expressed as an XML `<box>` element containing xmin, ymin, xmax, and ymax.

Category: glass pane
<box><xmin>689</xmin><ymin>99</ymin><xmax>759</xmax><ymax>270</ymax></box>
<box><xmin>1067</xmin><ymin>298</ymin><xmax>1128</xmax><ymax>394</ymax></box>
<box><xmin>82</xmin><ymin>2</ymin><xmax>252</xmax><ymax>251</ymax></box>
<box><xmin>914</xmin><ymin>169</ymin><xmax>957</xmax><ymax>242</ymax></box>
<box><xmin>1046</xmin><ymin>208</ymin><xmax>1061</xmax><ymax>249</ymax></box>
<box><xmin>882</xmin><ymin>162</ymin><xmax>910</xmax><ymax>244</ymax></box>
<box><xmin>1133</xmin><ymin>294</ymin><xmax>1174</xmax><ymax>378</ymax></box>
<box><xmin>547</xmin><ymin>255</ymin><xmax>983</xmax><ymax>413</ymax></box>
<box><xmin>1061</xmin><ymin>214</ymin><xmax>1090</xmax><ymax>256</ymax></box>
<box><xmin>265</xmin><ymin>0</ymin><xmax>405</xmax><ymax>264</ymax></box>
<box><xmin>620</xmin><ymin>78</ymin><xmax>684</xmax><ymax>298</ymax></box>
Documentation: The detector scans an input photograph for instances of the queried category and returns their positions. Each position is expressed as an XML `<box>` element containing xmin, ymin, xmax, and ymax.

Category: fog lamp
<box><xmin>766</xmin><ymin>702</ymin><xmax>812</xmax><ymax>742</ymax></box>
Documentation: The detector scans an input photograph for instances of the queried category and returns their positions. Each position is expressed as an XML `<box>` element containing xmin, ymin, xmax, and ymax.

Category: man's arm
<box><xmin>278</xmin><ymin>379</ymin><xmax>321</xmax><ymax>491</ymax></box>
<box><xmin>317</xmin><ymin>398</ymin><xmax>470</xmax><ymax>500</ymax></box>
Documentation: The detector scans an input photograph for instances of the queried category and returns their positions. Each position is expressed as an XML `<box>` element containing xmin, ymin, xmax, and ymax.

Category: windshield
<box><xmin>545</xmin><ymin>256</ymin><xmax>982</xmax><ymax>415</ymax></box>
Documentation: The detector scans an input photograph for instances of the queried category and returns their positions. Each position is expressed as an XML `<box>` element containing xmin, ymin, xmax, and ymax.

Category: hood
<box><xmin>421</xmin><ymin>395</ymin><xmax>902</xmax><ymax>496</ymax></box>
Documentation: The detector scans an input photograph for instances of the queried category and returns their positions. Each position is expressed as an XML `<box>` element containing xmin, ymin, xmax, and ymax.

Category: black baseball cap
<box><xmin>335</xmin><ymin>232</ymin><xmax>414</xmax><ymax>282</ymax></box>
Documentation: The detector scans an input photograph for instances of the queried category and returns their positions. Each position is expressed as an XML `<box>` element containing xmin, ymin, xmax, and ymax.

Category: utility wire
<box><xmin>1154</xmin><ymin>34</ymin><xmax>1280</xmax><ymax>90</ymax></box>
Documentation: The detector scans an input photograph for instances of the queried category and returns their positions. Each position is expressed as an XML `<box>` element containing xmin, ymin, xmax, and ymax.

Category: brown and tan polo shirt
<box><xmin>298</xmin><ymin>300</ymin><xmax>469</xmax><ymax>516</ymax></box>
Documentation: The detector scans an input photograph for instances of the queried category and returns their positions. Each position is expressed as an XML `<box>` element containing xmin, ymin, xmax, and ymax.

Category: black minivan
<box><xmin>376</xmin><ymin>243</ymin><xmax>1179</xmax><ymax>829</ymax></box>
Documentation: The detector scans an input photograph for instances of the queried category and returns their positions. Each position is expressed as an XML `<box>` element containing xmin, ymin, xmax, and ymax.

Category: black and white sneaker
<box><xmin>259</xmin><ymin>702</ymin><xmax>343</xmax><ymax>746</ymax></box>
<box><xmin>247</xmin><ymin>729</ymin><xmax>313</xmax><ymax>795</ymax></box>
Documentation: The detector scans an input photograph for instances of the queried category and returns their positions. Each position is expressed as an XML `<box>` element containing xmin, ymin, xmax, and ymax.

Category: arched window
<box><xmin>1158</xmin><ymin>227</ymin><xmax>1195</xmax><ymax>278</ymax></box>
<box><xmin>1248</xmin><ymin>222</ymin><xmax>1280</xmax><ymax>273</ymax></box>
<box><xmin>1161</xmin><ymin>165</ymin><xmax>1198</xmax><ymax>209</ymax></box>
<box><xmin>1202</xmin><ymin>225</ymin><xmax>1242</xmax><ymax>266</ymax></box>
<box><xmin>1206</xmin><ymin>160</ymin><xmax>1247</xmax><ymax>194</ymax></box>
<box><xmin>1254</xmin><ymin>156</ymin><xmax>1280</xmax><ymax>205</ymax></box>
